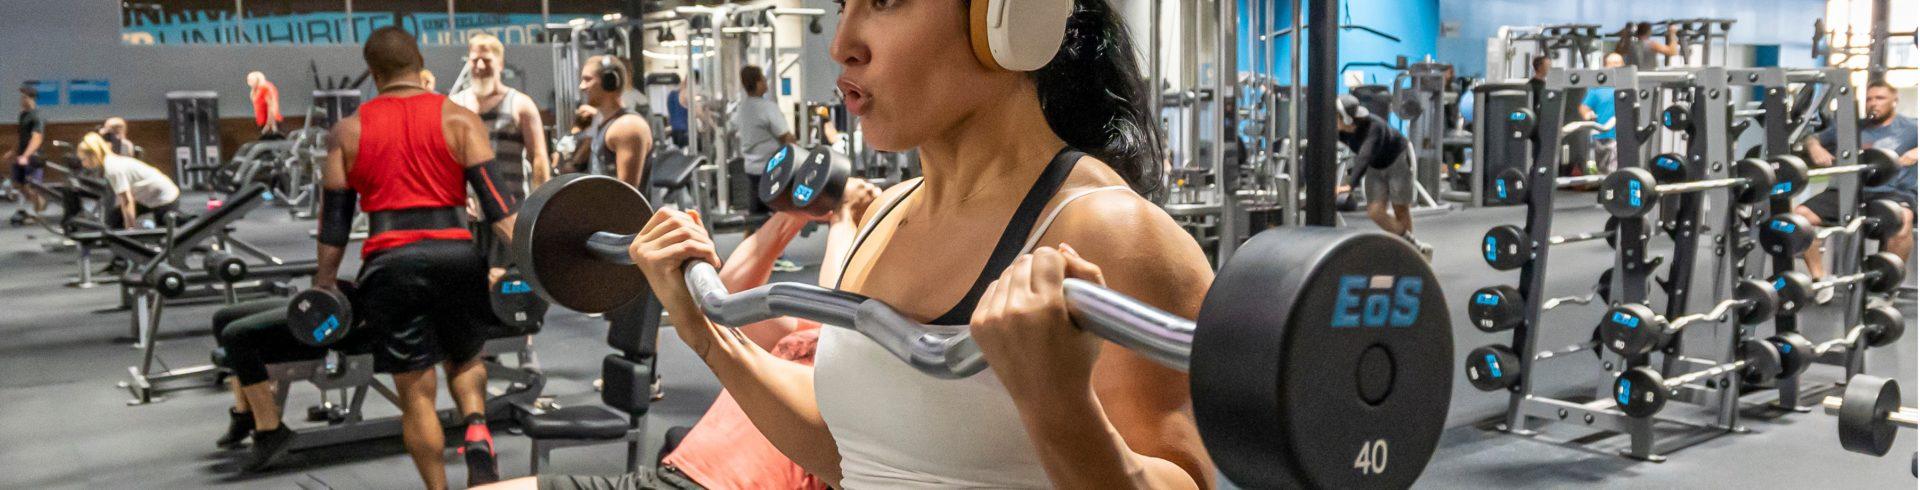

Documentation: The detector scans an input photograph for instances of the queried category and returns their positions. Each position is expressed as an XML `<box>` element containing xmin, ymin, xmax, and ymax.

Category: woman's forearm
<box><xmin>720</xmin><ymin>213</ymin><xmax>807</xmax><ymax>292</ymax></box>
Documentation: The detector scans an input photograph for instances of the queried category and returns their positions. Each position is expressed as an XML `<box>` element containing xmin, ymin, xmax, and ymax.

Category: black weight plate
<box><xmin>1468</xmin><ymin>285</ymin><xmax>1523</xmax><ymax>333</ymax></box>
<box><xmin>1734</xmin><ymin>278</ymin><xmax>1778</xmax><ymax>325</ymax></box>
<box><xmin>1740</xmin><ymin>337</ymin><xmax>1785</xmax><ymax>386</ymax></box>
<box><xmin>1482</xmin><ymin>225</ymin><xmax>1531</xmax><ymax>270</ymax></box>
<box><xmin>1600</xmin><ymin>303</ymin><xmax>1664</xmax><ymax>357</ymax></box>
<box><xmin>1862</xmin><ymin>199</ymin><xmax>1905</xmax><ymax>241</ymax></box>
<box><xmin>1838</xmin><ymin>375</ymin><xmax>1901</xmax><ymax>456</ymax></box>
<box><xmin>513</xmin><ymin>174</ymin><xmax>654</xmax><ymax>314</ymax></box>
<box><xmin>1771</xmin><ymin>271</ymin><xmax>1816</xmax><ymax>315</ymax></box>
<box><xmin>1649</xmin><ymin>153</ymin><xmax>1688</xmax><ymax>184</ymax></box>
<box><xmin>1491</xmin><ymin>168</ymin><xmax>1527</xmax><ymax>204</ymax></box>
<box><xmin>1603</xmin><ymin>216</ymin><xmax>1634</xmax><ymax>249</ymax></box>
<box><xmin>1599</xmin><ymin>167</ymin><xmax>1658</xmax><ymax>218</ymax></box>
<box><xmin>1865</xmin><ymin>252</ymin><xmax>1907</xmax><ymax>293</ymax></box>
<box><xmin>1865</xmin><ymin>305</ymin><xmax>1906</xmax><ymax>348</ymax></box>
<box><xmin>1596</xmin><ymin>268</ymin><xmax>1615</xmax><ymax>304</ymax></box>
<box><xmin>1614</xmin><ymin>367</ymin><xmax>1667</xmax><ymax>418</ymax></box>
<box><xmin>1860</xmin><ymin>148</ymin><xmax>1900</xmax><ymax>188</ymax></box>
<box><xmin>1760</xmin><ymin>213</ymin><xmax>1815</xmax><ymax>256</ymax></box>
<box><xmin>490</xmin><ymin>269</ymin><xmax>549</xmax><ymax>329</ymax></box>
<box><xmin>287</xmin><ymin>287</ymin><xmax>353</xmax><ymax>347</ymax></box>
<box><xmin>1771</xmin><ymin>333</ymin><xmax>1816</xmax><ymax>380</ymax></box>
<box><xmin>757</xmin><ymin>145</ymin><xmax>800</xmax><ymax>211</ymax></box>
<box><xmin>1661</xmin><ymin>103</ymin><xmax>1692</xmax><ymax>132</ymax></box>
<box><xmin>1465</xmin><ymin>344</ymin><xmax>1522</xmax><ymax>392</ymax></box>
<box><xmin>1769</xmin><ymin>154</ymin><xmax>1810</xmax><ymax>200</ymax></box>
<box><xmin>1191</xmin><ymin>227</ymin><xmax>1450</xmax><ymax>489</ymax></box>
<box><xmin>788</xmin><ymin>147</ymin><xmax>847</xmax><ymax>218</ymax></box>
<box><xmin>1506</xmin><ymin>109</ymin><xmax>1535</xmax><ymax>139</ymax></box>
<box><xmin>1733</xmin><ymin>157</ymin><xmax>1777</xmax><ymax>204</ymax></box>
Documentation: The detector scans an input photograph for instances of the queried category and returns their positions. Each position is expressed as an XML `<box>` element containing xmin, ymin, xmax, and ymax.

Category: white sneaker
<box><xmin>1814</xmin><ymin>286</ymin><xmax>1835</xmax><ymax>305</ymax></box>
<box><xmin>772</xmin><ymin>259</ymin><xmax>803</xmax><ymax>273</ymax></box>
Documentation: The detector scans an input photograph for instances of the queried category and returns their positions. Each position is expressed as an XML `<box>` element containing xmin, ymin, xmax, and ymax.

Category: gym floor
<box><xmin>0</xmin><ymin>191</ymin><xmax>1911</xmax><ymax>489</ymax></box>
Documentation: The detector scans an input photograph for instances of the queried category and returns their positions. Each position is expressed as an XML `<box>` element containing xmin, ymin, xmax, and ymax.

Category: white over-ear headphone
<box><xmin>969</xmin><ymin>0</ymin><xmax>1075</xmax><ymax>72</ymax></box>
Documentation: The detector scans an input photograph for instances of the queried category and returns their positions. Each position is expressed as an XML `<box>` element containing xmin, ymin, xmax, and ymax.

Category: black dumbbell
<box><xmin>1661</xmin><ymin>101</ymin><xmax>1692</xmax><ymax>132</ymax></box>
<box><xmin>1766</xmin><ymin>155</ymin><xmax>1812</xmax><ymax>200</ymax></box>
<box><xmin>1825</xmin><ymin>375</ymin><xmax>1919</xmax><ymax>457</ymax></box>
<box><xmin>489</xmin><ymin>267</ymin><xmax>548</xmax><ymax>330</ymax></box>
<box><xmin>287</xmin><ymin>282</ymin><xmax>357</xmax><ymax>347</ymax></box>
<box><xmin>1506</xmin><ymin>108</ymin><xmax>1535</xmax><ymax>139</ymax></box>
<box><xmin>1599</xmin><ymin>157</ymin><xmax>1777</xmax><ymax>218</ymax></box>
<box><xmin>1614</xmin><ymin>338</ymin><xmax>1785</xmax><ymax>417</ymax></box>
<box><xmin>1468</xmin><ymin>285</ymin><xmax>1523</xmax><ymax>332</ymax></box>
<box><xmin>756</xmin><ymin>145</ymin><xmax>848</xmax><ymax>219</ymax></box>
<box><xmin>1771</xmin><ymin>253</ymin><xmax>1908</xmax><ymax>314</ymax></box>
<box><xmin>1490</xmin><ymin>168</ymin><xmax>1527</xmax><ymax>205</ymax></box>
<box><xmin>1648</xmin><ymin>153</ymin><xmax>1688</xmax><ymax>184</ymax></box>
<box><xmin>1481</xmin><ymin>216</ymin><xmax>1636</xmax><ymax>270</ymax></box>
<box><xmin>1769</xmin><ymin>332</ymin><xmax>1817</xmax><ymax>380</ymax></box>
<box><xmin>1599</xmin><ymin>278</ymin><xmax>1777</xmax><ymax>357</ymax></box>
<box><xmin>1465</xmin><ymin>344</ymin><xmax>1522</xmax><ymax>391</ymax></box>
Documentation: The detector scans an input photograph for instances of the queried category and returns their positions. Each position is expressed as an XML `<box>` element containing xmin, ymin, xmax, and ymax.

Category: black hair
<box><xmin>363</xmin><ymin>26</ymin><xmax>424</xmax><ymax>81</ymax></box>
<box><xmin>740</xmin><ymin>65</ymin><xmax>767</xmax><ymax>94</ymax></box>
<box><xmin>1032</xmin><ymin>0</ymin><xmax>1163</xmax><ymax>196</ymax></box>
<box><xmin>1634</xmin><ymin>22</ymin><xmax>1652</xmax><ymax>37</ymax></box>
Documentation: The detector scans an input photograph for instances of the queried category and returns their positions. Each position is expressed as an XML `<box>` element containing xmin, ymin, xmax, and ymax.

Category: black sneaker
<box><xmin>244</xmin><ymin>426</ymin><xmax>296</xmax><ymax>472</ymax></box>
<box><xmin>464</xmin><ymin>439</ymin><xmax>500</xmax><ymax>486</ymax></box>
<box><xmin>463</xmin><ymin>417</ymin><xmax>500</xmax><ymax>487</ymax></box>
<box><xmin>216</xmin><ymin>409</ymin><xmax>253</xmax><ymax>449</ymax></box>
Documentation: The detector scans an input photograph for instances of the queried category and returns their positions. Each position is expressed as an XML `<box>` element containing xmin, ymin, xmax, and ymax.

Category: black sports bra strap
<box><xmin>926</xmin><ymin>147</ymin><xmax>1084</xmax><ymax>325</ymax></box>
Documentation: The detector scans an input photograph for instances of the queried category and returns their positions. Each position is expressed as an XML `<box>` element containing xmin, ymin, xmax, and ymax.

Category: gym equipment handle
<box><xmin>588</xmin><ymin>232</ymin><xmax>640</xmax><ymax>265</ymax></box>
<box><xmin>1824</xmin><ymin>396</ymin><xmax>1920</xmax><ymax>428</ymax></box>
<box><xmin>634</xmin><ymin>245</ymin><xmax>1197</xmax><ymax>378</ymax></box>
<box><xmin>1666</xmin><ymin>297</ymin><xmax>1752</xmax><ymax>332</ymax></box>
<box><xmin>1808</xmin><ymin>162</ymin><xmax>1882</xmax><ymax>178</ymax></box>
<box><xmin>1664</xmin><ymin>359</ymin><xmax>1750</xmax><ymax>389</ymax></box>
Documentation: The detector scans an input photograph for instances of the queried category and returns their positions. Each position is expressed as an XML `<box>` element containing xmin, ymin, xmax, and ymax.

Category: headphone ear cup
<box><xmin>970</xmin><ymin>0</ymin><xmax>1073</xmax><ymax>72</ymax></box>
<box><xmin>602</xmin><ymin>70</ymin><xmax>621</xmax><ymax>93</ymax></box>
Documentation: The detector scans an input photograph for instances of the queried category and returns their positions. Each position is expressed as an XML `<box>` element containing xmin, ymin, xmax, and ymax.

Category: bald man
<box><xmin>280</xmin><ymin>26</ymin><xmax>510</xmax><ymax>488</ymax></box>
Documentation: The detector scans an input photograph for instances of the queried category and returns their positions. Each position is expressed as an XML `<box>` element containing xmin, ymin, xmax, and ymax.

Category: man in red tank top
<box><xmin>306</xmin><ymin>27</ymin><xmax>515</xmax><ymax>489</ymax></box>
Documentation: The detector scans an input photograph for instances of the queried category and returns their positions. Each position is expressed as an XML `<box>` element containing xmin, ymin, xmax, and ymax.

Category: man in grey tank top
<box><xmin>453</xmin><ymin>33</ymin><xmax>551</xmax><ymax>192</ymax></box>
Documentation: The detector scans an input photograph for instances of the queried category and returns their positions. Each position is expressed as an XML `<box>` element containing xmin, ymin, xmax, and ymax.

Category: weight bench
<box><xmin>205</xmin><ymin>298</ymin><xmax>548</xmax><ymax>452</ymax></box>
<box><xmin>650</xmin><ymin>150</ymin><xmax>708</xmax><ymax>213</ymax></box>
<box><xmin>121</xmin><ymin>257</ymin><xmax>322</xmax><ymax>405</ymax></box>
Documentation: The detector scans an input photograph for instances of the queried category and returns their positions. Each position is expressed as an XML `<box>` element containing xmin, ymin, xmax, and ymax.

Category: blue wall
<box><xmin>1237</xmin><ymin>0</ymin><xmax>1440</xmax><ymax>89</ymax></box>
<box><xmin>1436</xmin><ymin>0</ymin><xmax>1828</xmax><ymax>78</ymax></box>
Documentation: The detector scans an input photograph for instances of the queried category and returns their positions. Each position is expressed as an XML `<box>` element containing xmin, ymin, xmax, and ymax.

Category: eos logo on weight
<box><xmin>1332</xmin><ymin>275</ymin><xmax>1423</xmax><ymax>328</ymax></box>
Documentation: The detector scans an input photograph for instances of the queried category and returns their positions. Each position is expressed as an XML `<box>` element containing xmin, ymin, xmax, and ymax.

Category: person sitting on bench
<box><xmin>208</xmin><ymin>294</ymin><xmax>347</xmax><ymax>468</ymax></box>
<box><xmin>76</xmin><ymin>132</ymin><xmax>179</xmax><ymax>230</ymax></box>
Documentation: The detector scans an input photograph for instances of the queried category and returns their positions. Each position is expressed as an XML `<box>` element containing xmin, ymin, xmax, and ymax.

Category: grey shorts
<box><xmin>1363</xmin><ymin>151</ymin><xmax>1415</xmax><ymax>206</ymax></box>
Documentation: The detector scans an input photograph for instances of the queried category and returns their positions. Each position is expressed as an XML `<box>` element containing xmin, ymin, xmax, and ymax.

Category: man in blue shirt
<box><xmin>1578</xmin><ymin>53</ymin><xmax>1626</xmax><ymax>176</ymax></box>
<box><xmin>1793</xmin><ymin>80</ymin><xmax>1917</xmax><ymax>292</ymax></box>
<box><xmin>666</xmin><ymin>71</ymin><xmax>697</xmax><ymax>148</ymax></box>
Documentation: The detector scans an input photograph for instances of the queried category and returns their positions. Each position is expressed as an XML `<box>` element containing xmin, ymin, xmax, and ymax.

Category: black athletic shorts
<box><xmin>357</xmin><ymin>239</ymin><xmax>492</xmax><ymax>374</ymax></box>
<box><xmin>1801</xmin><ymin>190</ymin><xmax>1917</xmax><ymax>223</ymax></box>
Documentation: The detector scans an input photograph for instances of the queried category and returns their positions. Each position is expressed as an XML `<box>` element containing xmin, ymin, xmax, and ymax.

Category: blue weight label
<box><xmin>1485</xmin><ymin>354</ymin><xmax>1504</xmax><ymax>378</ymax></box>
<box><xmin>1779</xmin><ymin>343</ymin><xmax>1792</xmax><ymax>354</ymax></box>
<box><xmin>793</xmin><ymin>184</ymin><xmax>816</xmax><ymax>203</ymax></box>
<box><xmin>1773</xmin><ymin>277</ymin><xmax>1787</xmax><ymax>290</ymax></box>
<box><xmin>1610</xmin><ymin>311</ymin><xmax>1640</xmax><ymax>328</ymax></box>
<box><xmin>1772</xmin><ymin>182</ymin><xmax>1793</xmax><ymax>195</ymax></box>
<box><xmin>1484</xmin><ymin>236</ymin><xmax>1498</xmax><ymax>262</ymax></box>
<box><xmin>1474</xmin><ymin>292</ymin><xmax>1500</xmax><ymax>306</ymax></box>
<box><xmin>1628</xmin><ymin>180</ymin><xmax>1643</xmax><ymax>207</ymax></box>
<box><xmin>1664</xmin><ymin>112</ymin><xmax>1675</xmax><ymax>126</ymax></box>
<box><xmin>1769</xmin><ymin>220</ymin><xmax>1797</xmax><ymax>233</ymax></box>
<box><xmin>766</xmin><ymin>148</ymin><xmax>789</xmax><ymax>173</ymax></box>
<box><xmin>1495</xmin><ymin>180</ymin><xmax>1508</xmax><ymax>199</ymax></box>
<box><xmin>1332</xmin><ymin>275</ymin><xmax>1423</xmax><ymax>328</ymax></box>
<box><xmin>1617</xmin><ymin>378</ymin><xmax>1632</xmax><ymax>404</ymax></box>
<box><xmin>313</xmin><ymin>315</ymin><xmax>339</xmax><ymax>343</ymax></box>
<box><xmin>1510</xmin><ymin>111</ymin><xmax>1526</xmax><ymax>121</ymax></box>
<box><xmin>500</xmin><ymin>281</ymin><xmax>532</xmax><ymax>295</ymax></box>
<box><xmin>1656</xmin><ymin>156</ymin><xmax>1680</xmax><ymax>170</ymax></box>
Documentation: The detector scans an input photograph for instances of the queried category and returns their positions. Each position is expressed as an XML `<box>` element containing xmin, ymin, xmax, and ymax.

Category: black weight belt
<box><xmin>369</xmin><ymin>207</ymin><xmax>467</xmax><ymax>235</ymax></box>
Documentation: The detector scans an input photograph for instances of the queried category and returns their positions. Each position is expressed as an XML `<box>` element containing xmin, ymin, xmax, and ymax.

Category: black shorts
<box><xmin>10</xmin><ymin>157</ymin><xmax>43</xmax><ymax>184</ymax></box>
<box><xmin>744</xmin><ymin>172</ymin><xmax>771</xmax><ymax>217</ymax></box>
<box><xmin>357</xmin><ymin>240</ymin><xmax>492</xmax><ymax>374</ymax></box>
<box><xmin>1801</xmin><ymin>190</ymin><xmax>1917</xmax><ymax>223</ymax></box>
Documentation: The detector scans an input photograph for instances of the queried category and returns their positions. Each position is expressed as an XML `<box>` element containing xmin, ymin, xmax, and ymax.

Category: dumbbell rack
<box><xmin>1746</xmin><ymin>67</ymin><xmax>1874</xmax><ymax>405</ymax></box>
<box><xmin>1488</xmin><ymin>66</ymin><xmax>1757</xmax><ymax>461</ymax></box>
